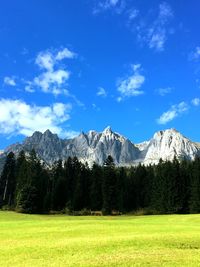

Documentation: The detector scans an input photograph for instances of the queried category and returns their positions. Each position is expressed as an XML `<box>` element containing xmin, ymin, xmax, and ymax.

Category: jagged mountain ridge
<box><xmin>136</xmin><ymin>129</ymin><xmax>200</xmax><ymax>165</ymax></box>
<box><xmin>1</xmin><ymin>127</ymin><xmax>200</xmax><ymax>167</ymax></box>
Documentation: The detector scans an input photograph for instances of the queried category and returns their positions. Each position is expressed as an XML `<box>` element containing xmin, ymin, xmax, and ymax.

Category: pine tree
<box><xmin>16</xmin><ymin>184</ymin><xmax>38</xmax><ymax>213</ymax></box>
<box><xmin>51</xmin><ymin>160</ymin><xmax>67</xmax><ymax>211</ymax></box>
<box><xmin>16</xmin><ymin>149</ymin><xmax>48</xmax><ymax>213</ymax></box>
<box><xmin>64</xmin><ymin>157</ymin><xmax>73</xmax><ymax>210</ymax></box>
<box><xmin>178</xmin><ymin>159</ymin><xmax>190</xmax><ymax>213</ymax></box>
<box><xmin>133</xmin><ymin>164</ymin><xmax>149</xmax><ymax>209</ymax></box>
<box><xmin>90</xmin><ymin>163</ymin><xmax>103</xmax><ymax>211</ymax></box>
<box><xmin>169</xmin><ymin>157</ymin><xmax>181</xmax><ymax>213</ymax></box>
<box><xmin>81</xmin><ymin>162</ymin><xmax>91</xmax><ymax>209</ymax></box>
<box><xmin>0</xmin><ymin>152</ymin><xmax>16</xmax><ymax>208</ymax></box>
<box><xmin>116</xmin><ymin>167</ymin><xmax>126</xmax><ymax>212</ymax></box>
<box><xmin>123</xmin><ymin>167</ymin><xmax>136</xmax><ymax>212</ymax></box>
<box><xmin>151</xmin><ymin>159</ymin><xmax>166</xmax><ymax>213</ymax></box>
<box><xmin>72</xmin><ymin>158</ymin><xmax>84</xmax><ymax>211</ymax></box>
<box><xmin>190</xmin><ymin>157</ymin><xmax>200</xmax><ymax>213</ymax></box>
<box><xmin>15</xmin><ymin>150</ymin><xmax>27</xmax><ymax>195</ymax></box>
<box><xmin>102</xmin><ymin>155</ymin><xmax>117</xmax><ymax>214</ymax></box>
<box><xmin>146</xmin><ymin>165</ymin><xmax>154</xmax><ymax>206</ymax></box>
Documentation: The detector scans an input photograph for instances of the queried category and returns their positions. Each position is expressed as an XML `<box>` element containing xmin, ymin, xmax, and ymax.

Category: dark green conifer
<box><xmin>0</xmin><ymin>152</ymin><xmax>16</xmax><ymax>207</ymax></box>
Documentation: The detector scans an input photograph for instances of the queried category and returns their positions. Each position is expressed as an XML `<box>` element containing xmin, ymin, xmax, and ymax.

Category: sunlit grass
<box><xmin>1</xmin><ymin>211</ymin><xmax>200</xmax><ymax>266</ymax></box>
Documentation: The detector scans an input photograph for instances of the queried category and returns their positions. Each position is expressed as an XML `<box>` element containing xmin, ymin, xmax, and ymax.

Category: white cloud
<box><xmin>116</xmin><ymin>96</ymin><xmax>123</xmax><ymax>102</ymax></box>
<box><xmin>55</xmin><ymin>48</ymin><xmax>76</xmax><ymax>60</ymax></box>
<box><xmin>4</xmin><ymin>77</ymin><xmax>16</xmax><ymax>86</ymax></box>
<box><xmin>157</xmin><ymin>101</ymin><xmax>189</xmax><ymax>124</ymax></box>
<box><xmin>25</xmin><ymin>82</ymin><xmax>35</xmax><ymax>93</ymax></box>
<box><xmin>62</xmin><ymin>130</ymin><xmax>79</xmax><ymax>139</ymax></box>
<box><xmin>93</xmin><ymin>0</ymin><xmax>125</xmax><ymax>14</ymax></box>
<box><xmin>156</xmin><ymin>87</ymin><xmax>172</xmax><ymax>96</ymax></box>
<box><xmin>0</xmin><ymin>98</ymin><xmax>75</xmax><ymax>137</ymax></box>
<box><xmin>52</xmin><ymin>103</ymin><xmax>68</xmax><ymax>118</ymax></box>
<box><xmin>148</xmin><ymin>2</ymin><xmax>173</xmax><ymax>51</ymax></box>
<box><xmin>26</xmin><ymin>48</ymin><xmax>76</xmax><ymax>96</ymax></box>
<box><xmin>97</xmin><ymin>87</ymin><xmax>107</xmax><ymax>97</ymax></box>
<box><xmin>117</xmin><ymin>64</ymin><xmax>145</xmax><ymax>98</ymax></box>
<box><xmin>35</xmin><ymin>48</ymin><xmax>76</xmax><ymax>71</ymax></box>
<box><xmin>92</xmin><ymin>103</ymin><xmax>100</xmax><ymax>111</ymax></box>
<box><xmin>148</xmin><ymin>29</ymin><xmax>166</xmax><ymax>51</ymax></box>
<box><xmin>33</xmin><ymin>69</ymin><xmax>70</xmax><ymax>95</ymax></box>
<box><xmin>159</xmin><ymin>2</ymin><xmax>173</xmax><ymax>21</ymax></box>
<box><xmin>191</xmin><ymin>98</ymin><xmax>200</xmax><ymax>106</ymax></box>
<box><xmin>135</xmin><ymin>2</ymin><xmax>173</xmax><ymax>51</ymax></box>
<box><xmin>128</xmin><ymin>8</ymin><xmax>139</xmax><ymax>21</ymax></box>
<box><xmin>98</xmin><ymin>0</ymin><xmax>119</xmax><ymax>9</ymax></box>
<box><xmin>35</xmin><ymin>51</ymin><xmax>55</xmax><ymax>71</ymax></box>
<box><xmin>94</xmin><ymin>1</ymin><xmax>173</xmax><ymax>51</ymax></box>
<box><xmin>190</xmin><ymin>47</ymin><xmax>200</xmax><ymax>61</ymax></box>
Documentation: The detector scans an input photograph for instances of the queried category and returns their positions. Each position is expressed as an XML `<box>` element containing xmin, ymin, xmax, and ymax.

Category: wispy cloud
<box><xmin>138</xmin><ymin>2</ymin><xmax>174</xmax><ymax>51</ymax></box>
<box><xmin>94</xmin><ymin>0</ymin><xmax>139</xmax><ymax>20</ymax></box>
<box><xmin>191</xmin><ymin>98</ymin><xmax>200</xmax><ymax>106</ymax></box>
<box><xmin>35</xmin><ymin>48</ymin><xmax>76</xmax><ymax>71</ymax></box>
<box><xmin>92</xmin><ymin>103</ymin><xmax>101</xmax><ymax>111</ymax></box>
<box><xmin>0</xmin><ymin>98</ymin><xmax>77</xmax><ymax>138</ymax></box>
<box><xmin>62</xmin><ymin>130</ymin><xmax>80</xmax><ymax>139</ymax></box>
<box><xmin>55</xmin><ymin>48</ymin><xmax>76</xmax><ymax>60</ymax></box>
<box><xmin>94</xmin><ymin>1</ymin><xmax>174</xmax><ymax>52</ymax></box>
<box><xmin>156</xmin><ymin>87</ymin><xmax>172</xmax><ymax>96</ymax></box>
<box><xmin>190</xmin><ymin>47</ymin><xmax>200</xmax><ymax>61</ymax></box>
<box><xmin>117</xmin><ymin>64</ymin><xmax>145</xmax><ymax>99</ymax></box>
<box><xmin>97</xmin><ymin>87</ymin><xmax>107</xmax><ymax>97</ymax></box>
<box><xmin>35</xmin><ymin>51</ymin><xmax>55</xmax><ymax>71</ymax></box>
<box><xmin>4</xmin><ymin>76</ymin><xmax>16</xmax><ymax>86</ymax></box>
<box><xmin>100</xmin><ymin>0</ymin><xmax>119</xmax><ymax>9</ymax></box>
<box><xmin>93</xmin><ymin>0</ymin><xmax>125</xmax><ymax>14</ymax></box>
<box><xmin>33</xmin><ymin>69</ymin><xmax>70</xmax><ymax>95</ymax></box>
<box><xmin>127</xmin><ymin>8</ymin><xmax>139</xmax><ymax>21</ymax></box>
<box><xmin>25</xmin><ymin>81</ymin><xmax>35</xmax><ymax>93</ymax></box>
<box><xmin>157</xmin><ymin>101</ymin><xmax>189</xmax><ymax>124</ymax></box>
<box><xmin>25</xmin><ymin>48</ymin><xmax>76</xmax><ymax>96</ymax></box>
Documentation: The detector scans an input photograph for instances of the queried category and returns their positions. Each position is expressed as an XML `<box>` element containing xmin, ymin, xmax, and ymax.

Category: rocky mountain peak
<box><xmin>88</xmin><ymin>130</ymin><xmax>98</xmax><ymax>138</ymax></box>
<box><xmin>0</xmin><ymin>127</ymin><xmax>199</xmax><ymax>170</ymax></box>
<box><xmin>24</xmin><ymin>129</ymin><xmax>59</xmax><ymax>146</ymax></box>
<box><xmin>30</xmin><ymin>130</ymin><xmax>43</xmax><ymax>139</ymax></box>
<box><xmin>101</xmin><ymin>126</ymin><xmax>126</xmax><ymax>143</ymax></box>
<box><xmin>42</xmin><ymin>129</ymin><xmax>60</xmax><ymax>140</ymax></box>
<box><xmin>142</xmin><ymin>128</ymin><xmax>199</xmax><ymax>164</ymax></box>
<box><xmin>43</xmin><ymin>129</ymin><xmax>53</xmax><ymax>136</ymax></box>
<box><xmin>153</xmin><ymin>128</ymin><xmax>180</xmax><ymax>139</ymax></box>
<box><xmin>102</xmin><ymin>126</ymin><xmax>112</xmax><ymax>134</ymax></box>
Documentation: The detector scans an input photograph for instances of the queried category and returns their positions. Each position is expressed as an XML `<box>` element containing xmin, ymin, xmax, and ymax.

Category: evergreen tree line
<box><xmin>0</xmin><ymin>150</ymin><xmax>200</xmax><ymax>215</ymax></box>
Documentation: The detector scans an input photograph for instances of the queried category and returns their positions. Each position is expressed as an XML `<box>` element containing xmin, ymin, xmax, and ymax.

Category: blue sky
<box><xmin>0</xmin><ymin>0</ymin><xmax>200</xmax><ymax>149</ymax></box>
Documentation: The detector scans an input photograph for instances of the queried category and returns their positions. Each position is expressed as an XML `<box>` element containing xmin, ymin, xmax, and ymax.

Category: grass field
<box><xmin>1</xmin><ymin>212</ymin><xmax>200</xmax><ymax>266</ymax></box>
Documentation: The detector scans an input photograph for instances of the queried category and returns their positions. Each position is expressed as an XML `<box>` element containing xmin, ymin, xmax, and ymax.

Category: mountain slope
<box><xmin>1</xmin><ymin>127</ymin><xmax>200</xmax><ymax>168</ymax></box>
<box><xmin>3</xmin><ymin>126</ymin><xmax>140</xmax><ymax>166</ymax></box>
<box><xmin>137</xmin><ymin>129</ymin><xmax>200</xmax><ymax>165</ymax></box>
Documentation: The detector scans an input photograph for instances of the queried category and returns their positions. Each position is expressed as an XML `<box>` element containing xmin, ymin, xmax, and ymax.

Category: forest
<box><xmin>0</xmin><ymin>150</ymin><xmax>200</xmax><ymax>215</ymax></box>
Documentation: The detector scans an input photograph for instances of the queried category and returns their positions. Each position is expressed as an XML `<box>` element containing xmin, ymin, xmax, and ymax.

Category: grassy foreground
<box><xmin>1</xmin><ymin>212</ymin><xmax>200</xmax><ymax>266</ymax></box>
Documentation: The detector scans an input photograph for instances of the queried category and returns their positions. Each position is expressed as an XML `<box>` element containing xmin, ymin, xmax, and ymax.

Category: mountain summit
<box><xmin>136</xmin><ymin>129</ymin><xmax>200</xmax><ymax>165</ymax></box>
<box><xmin>1</xmin><ymin>127</ymin><xmax>200</xmax><ymax>167</ymax></box>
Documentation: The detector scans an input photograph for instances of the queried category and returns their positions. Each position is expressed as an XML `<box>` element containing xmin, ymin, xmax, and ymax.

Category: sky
<box><xmin>0</xmin><ymin>0</ymin><xmax>200</xmax><ymax>149</ymax></box>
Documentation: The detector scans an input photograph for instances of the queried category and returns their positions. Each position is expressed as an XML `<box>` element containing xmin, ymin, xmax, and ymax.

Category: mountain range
<box><xmin>0</xmin><ymin>127</ymin><xmax>200</xmax><ymax>169</ymax></box>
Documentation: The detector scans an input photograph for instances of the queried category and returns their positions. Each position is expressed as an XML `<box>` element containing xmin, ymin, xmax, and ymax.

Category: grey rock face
<box><xmin>136</xmin><ymin>129</ymin><xmax>200</xmax><ymax>165</ymax></box>
<box><xmin>0</xmin><ymin>127</ymin><xmax>200</xmax><ymax>169</ymax></box>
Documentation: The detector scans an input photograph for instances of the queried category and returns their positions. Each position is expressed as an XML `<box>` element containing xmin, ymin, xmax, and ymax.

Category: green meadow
<box><xmin>1</xmin><ymin>212</ymin><xmax>200</xmax><ymax>266</ymax></box>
